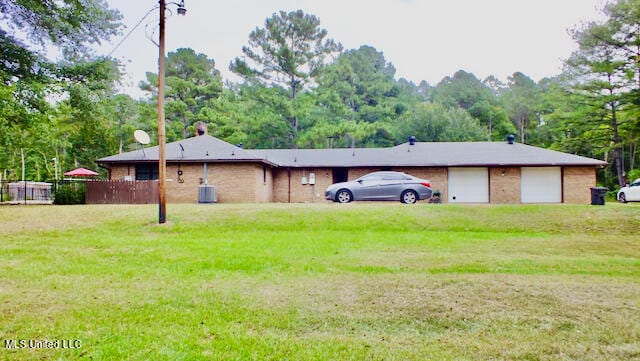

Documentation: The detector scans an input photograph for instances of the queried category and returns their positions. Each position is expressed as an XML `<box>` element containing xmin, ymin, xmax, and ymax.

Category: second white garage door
<box><xmin>521</xmin><ymin>167</ymin><xmax>562</xmax><ymax>203</ymax></box>
<box><xmin>448</xmin><ymin>167</ymin><xmax>489</xmax><ymax>203</ymax></box>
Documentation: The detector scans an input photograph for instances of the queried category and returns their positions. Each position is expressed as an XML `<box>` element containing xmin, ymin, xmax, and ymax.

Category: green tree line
<box><xmin>1</xmin><ymin>1</ymin><xmax>639</xmax><ymax>190</ymax></box>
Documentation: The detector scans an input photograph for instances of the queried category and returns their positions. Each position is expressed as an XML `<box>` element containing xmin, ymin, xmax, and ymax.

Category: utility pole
<box><xmin>157</xmin><ymin>0</ymin><xmax>167</xmax><ymax>223</ymax></box>
<box><xmin>156</xmin><ymin>0</ymin><xmax>186</xmax><ymax>223</ymax></box>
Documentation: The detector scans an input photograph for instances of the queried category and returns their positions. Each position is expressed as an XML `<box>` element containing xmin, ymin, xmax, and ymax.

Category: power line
<box><xmin>107</xmin><ymin>6</ymin><xmax>159</xmax><ymax>58</ymax></box>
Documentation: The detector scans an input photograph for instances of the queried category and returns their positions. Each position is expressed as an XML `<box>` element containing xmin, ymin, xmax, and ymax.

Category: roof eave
<box><xmin>277</xmin><ymin>162</ymin><xmax>608</xmax><ymax>168</ymax></box>
<box><xmin>98</xmin><ymin>158</ymin><xmax>278</xmax><ymax>167</ymax></box>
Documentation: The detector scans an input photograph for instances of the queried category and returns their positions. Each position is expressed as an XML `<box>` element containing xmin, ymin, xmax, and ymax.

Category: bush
<box><xmin>54</xmin><ymin>182</ymin><xmax>86</xmax><ymax>205</ymax></box>
<box><xmin>627</xmin><ymin>169</ymin><xmax>640</xmax><ymax>183</ymax></box>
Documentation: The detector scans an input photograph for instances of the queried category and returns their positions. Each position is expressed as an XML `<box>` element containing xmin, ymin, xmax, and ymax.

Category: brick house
<box><xmin>97</xmin><ymin>134</ymin><xmax>607</xmax><ymax>204</ymax></box>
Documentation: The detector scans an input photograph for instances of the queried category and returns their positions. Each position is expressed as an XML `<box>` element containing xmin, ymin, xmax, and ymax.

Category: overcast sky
<box><xmin>101</xmin><ymin>0</ymin><xmax>607</xmax><ymax>99</ymax></box>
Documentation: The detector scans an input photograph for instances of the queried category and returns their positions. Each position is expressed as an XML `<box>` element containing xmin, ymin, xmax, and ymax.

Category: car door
<box><xmin>353</xmin><ymin>173</ymin><xmax>384</xmax><ymax>200</ymax></box>
<box><xmin>378</xmin><ymin>173</ymin><xmax>408</xmax><ymax>200</ymax></box>
<box><xmin>629</xmin><ymin>180</ymin><xmax>640</xmax><ymax>201</ymax></box>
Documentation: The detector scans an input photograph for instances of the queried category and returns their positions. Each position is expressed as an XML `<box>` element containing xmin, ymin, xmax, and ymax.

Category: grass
<box><xmin>0</xmin><ymin>203</ymin><xmax>639</xmax><ymax>360</ymax></box>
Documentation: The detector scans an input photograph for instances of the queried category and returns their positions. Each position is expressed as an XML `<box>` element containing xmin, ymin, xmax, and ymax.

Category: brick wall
<box><xmin>165</xmin><ymin>163</ymin><xmax>205</xmax><ymax>203</ymax></box>
<box><xmin>255</xmin><ymin>166</ymin><xmax>274</xmax><ymax>203</ymax></box>
<box><xmin>490</xmin><ymin>167</ymin><xmax>521</xmax><ymax>204</ymax></box>
<box><xmin>165</xmin><ymin>163</ymin><xmax>271</xmax><ymax>203</ymax></box>
<box><xmin>272</xmin><ymin>169</ymin><xmax>289</xmax><ymax>203</ymax></box>
<box><xmin>272</xmin><ymin>167</ymin><xmax>447</xmax><ymax>203</ymax></box>
<box><xmin>273</xmin><ymin>168</ymin><xmax>334</xmax><ymax>203</ymax></box>
<box><xmin>108</xmin><ymin>162</ymin><xmax>271</xmax><ymax>203</ymax></box>
<box><xmin>347</xmin><ymin>167</ymin><xmax>382</xmax><ymax>180</ymax></box>
<box><xmin>108</xmin><ymin>163</ymin><xmax>597</xmax><ymax>204</ymax></box>
<box><xmin>563</xmin><ymin>166</ymin><xmax>596</xmax><ymax>204</ymax></box>
<box><xmin>394</xmin><ymin>167</ymin><xmax>448</xmax><ymax>202</ymax></box>
<box><xmin>109</xmin><ymin>165</ymin><xmax>133</xmax><ymax>180</ymax></box>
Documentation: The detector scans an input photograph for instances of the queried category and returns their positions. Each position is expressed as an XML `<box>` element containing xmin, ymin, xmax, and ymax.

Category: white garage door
<box><xmin>448</xmin><ymin>167</ymin><xmax>489</xmax><ymax>203</ymax></box>
<box><xmin>521</xmin><ymin>167</ymin><xmax>561</xmax><ymax>203</ymax></box>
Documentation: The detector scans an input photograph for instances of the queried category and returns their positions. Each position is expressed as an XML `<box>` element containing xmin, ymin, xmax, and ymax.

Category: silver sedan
<box><xmin>325</xmin><ymin>171</ymin><xmax>433</xmax><ymax>204</ymax></box>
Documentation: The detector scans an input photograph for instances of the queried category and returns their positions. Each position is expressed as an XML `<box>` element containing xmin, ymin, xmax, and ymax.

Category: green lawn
<box><xmin>1</xmin><ymin>203</ymin><xmax>639</xmax><ymax>360</ymax></box>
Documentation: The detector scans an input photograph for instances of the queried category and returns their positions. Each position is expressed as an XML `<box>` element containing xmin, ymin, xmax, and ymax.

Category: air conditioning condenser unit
<box><xmin>198</xmin><ymin>185</ymin><xmax>217</xmax><ymax>203</ymax></box>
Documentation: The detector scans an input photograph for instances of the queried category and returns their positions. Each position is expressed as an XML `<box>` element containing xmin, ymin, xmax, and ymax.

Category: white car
<box><xmin>617</xmin><ymin>178</ymin><xmax>640</xmax><ymax>203</ymax></box>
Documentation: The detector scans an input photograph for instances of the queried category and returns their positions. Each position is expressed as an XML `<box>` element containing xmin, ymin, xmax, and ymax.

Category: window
<box><xmin>135</xmin><ymin>164</ymin><xmax>158</xmax><ymax>180</ymax></box>
<box><xmin>382</xmin><ymin>173</ymin><xmax>408</xmax><ymax>181</ymax></box>
<box><xmin>360</xmin><ymin>174</ymin><xmax>384</xmax><ymax>182</ymax></box>
<box><xmin>332</xmin><ymin>168</ymin><xmax>348</xmax><ymax>183</ymax></box>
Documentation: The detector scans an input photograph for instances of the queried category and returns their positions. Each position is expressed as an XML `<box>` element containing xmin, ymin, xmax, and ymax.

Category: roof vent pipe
<box><xmin>507</xmin><ymin>134</ymin><xmax>515</xmax><ymax>144</ymax></box>
<box><xmin>409</xmin><ymin>136</ymin><xmax>416</xmax><ymax>146</ymax></box>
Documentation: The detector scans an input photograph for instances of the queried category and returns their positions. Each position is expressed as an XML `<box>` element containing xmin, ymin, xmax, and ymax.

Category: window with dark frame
<box><xmin>135</xmin><ymin>164</ymin><xmax>159</xmax><ymax>180</ymax></box>
<box><xmin>332</xmin><ymin>168</ymin><xmax>348</xmax><ymax>183</ymax></box>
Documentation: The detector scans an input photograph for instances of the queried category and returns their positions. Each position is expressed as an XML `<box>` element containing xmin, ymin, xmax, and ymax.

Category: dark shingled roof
<box><xmin>256</xmin><ymin>142</ymin><xmax>607</xmax><ymax>167</ymax></box>
<box><xmin>98</xmin><ymin>135</ymin><xmax>607</xmax><ymax>168</ymax></box>
<box><xmin>98</xmin><ymin>135</ymin><xmax>275</xmax><ymax>165</ymax></box>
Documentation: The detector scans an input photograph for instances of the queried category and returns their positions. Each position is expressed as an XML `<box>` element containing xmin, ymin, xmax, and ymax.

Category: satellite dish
<box><xmin>134</xmin><ymin>130</ymin><xmax>151</xmax><ymax>145</ymax></box>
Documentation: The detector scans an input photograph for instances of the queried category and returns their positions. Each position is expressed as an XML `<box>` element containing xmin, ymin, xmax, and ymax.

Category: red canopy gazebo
<box><xmin>63</xmin><ymin>167</ymin><xmax>99</xmax><ymax>177</ymax></box>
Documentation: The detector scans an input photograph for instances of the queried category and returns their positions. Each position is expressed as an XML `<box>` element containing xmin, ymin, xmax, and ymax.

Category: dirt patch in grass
<box><xmin>222</xmin><ymin>273</ymin><xmax>639</xmax><ymax>322</ymax></box>
<box><xmin>206</xmin><ymin>273</ymin><xmax>640</xmax><ymax>360</ymax></box>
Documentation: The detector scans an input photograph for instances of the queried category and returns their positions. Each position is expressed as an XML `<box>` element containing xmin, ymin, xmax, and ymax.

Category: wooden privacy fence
<box><xmin>85</xmin><ymin>180</ymin><xmax>158</xmax><ymax>204</ymax></box>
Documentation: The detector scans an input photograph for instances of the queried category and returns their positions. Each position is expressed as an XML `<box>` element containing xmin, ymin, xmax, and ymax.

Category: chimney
<box><xmin>409</xmin><ymin>136</ymin><xmax>416</xmax><ymax>146</ymax></box>
<box><xmin>507</xmin><ymin>134</ymin><xmax>515</xmax><ymax>145</ymax></box>
<box><xmin>195</xmin><ymin>121</ymin><xmax>207</xmax><ymax>136</ymax></box>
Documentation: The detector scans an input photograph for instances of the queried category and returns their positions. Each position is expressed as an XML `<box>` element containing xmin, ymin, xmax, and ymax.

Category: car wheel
<box><xmin>336</xmin><ymin>189</ymin><xmax>353</xmax><ymax>203</ymax></box>
<box><xmin>401</xmin><ymin>190</ymin><xmax>418</xmax><ymax>204</ymax></box>
<box><xmin>619</xmin><ymin>192</ymin><xmax>627</xmax><ymax>203</ymax></box>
